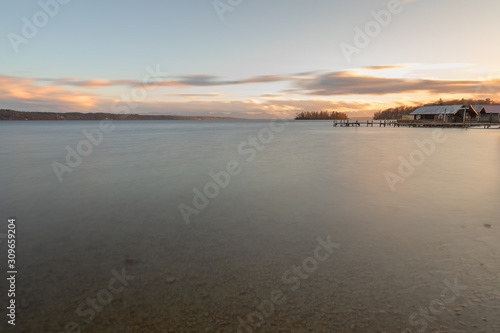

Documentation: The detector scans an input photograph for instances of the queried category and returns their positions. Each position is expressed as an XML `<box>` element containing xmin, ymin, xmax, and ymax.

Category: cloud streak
<box><xmin>36</xmin><ymin>68</ymin><xmax>500</xmax><ymax>99</ymax></box>
<box><xmin>294</xmin><ymin>71</ymin><xmax>500</xmax><ymax>96</ymax></box>
<box><xmin>40</xmin><ymin>74</ymin><xmax>299</xmax><ymax>89</ymax></box>
<box><xmin>0</xmin><ymin>75</ymin><xmax>103</xmax><ymax>111</ymax></box>
<box><xmin>3</xmin><ymin>65</ymin><xmax>500</xmax><ymax>119</ymax></box>
<box><xmin>0</xmin><ymin>74</ymin><xmax>380</xmax><ymax>118</ymax></box>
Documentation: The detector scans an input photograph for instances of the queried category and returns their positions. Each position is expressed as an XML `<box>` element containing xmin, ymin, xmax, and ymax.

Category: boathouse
<box><xmin>409</xmin><ymin>105</ymin><xmax>477</xmax><ymax>122</ymax></box>
<box><xmin>471</xmin><ymin>105</ymin><xmax>500</xmax><ymax>122</ymax></box>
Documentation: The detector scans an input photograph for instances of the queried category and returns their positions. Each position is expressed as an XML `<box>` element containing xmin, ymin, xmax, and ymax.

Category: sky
<box><xmin>2</xmin><ymin>0</ymin><xmax>500</xmax><ymax>119</ymax></box>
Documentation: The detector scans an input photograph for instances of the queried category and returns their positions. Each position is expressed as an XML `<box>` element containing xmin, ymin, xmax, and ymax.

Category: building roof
<box><xmin>472</xmin><ymin>105</ymin><xmax>500</xmax><ymax>114</ymax></box>
<box><xmin>471</xmin><ymin>105</ymin><xmax>485</xmax><ymax>113</ymax></box>
<box><xmin>410</xmin><ymin>105</ymin><xmax>469</xmax><ymax>115</ymax></box>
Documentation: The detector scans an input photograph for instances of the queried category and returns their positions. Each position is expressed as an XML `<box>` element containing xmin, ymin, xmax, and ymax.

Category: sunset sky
<box><xmin>2</xmin><ymin>0</ymin><xmax>500</xmax><ymax>119</ymax></box>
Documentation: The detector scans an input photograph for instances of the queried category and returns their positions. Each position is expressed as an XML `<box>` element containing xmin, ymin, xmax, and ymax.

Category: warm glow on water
<box><xmin>1</xmin><ymin>120</ymin><xmax>499</xmax><ymax>332</ymax></box>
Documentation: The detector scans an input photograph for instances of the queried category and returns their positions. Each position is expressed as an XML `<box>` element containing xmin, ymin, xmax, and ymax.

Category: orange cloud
<box><xmin>0</xmin><ymin>75</ymin><xmax>104</xmax><ymax>111</ymax></box>
<box><xmin>31</xmin><ymin>68</ymin><xmax>500</xmax><ymax>99</ymax></box>
<box><xmin>294</xmin><ymin>71</ymin><xmax>500</xmax><ymax>96</ymax></box>
<box><xmin>3</xmin><ymin>68</ymin><xmax>500</xmax><ymax>119</ymax></box>
<box><xmin>364</xmin><ymin>65</ymin><xmax>408</xmax><ymax>71</ymax></box>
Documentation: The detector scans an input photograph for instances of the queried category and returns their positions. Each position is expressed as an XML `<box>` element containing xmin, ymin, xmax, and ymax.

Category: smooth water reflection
<box><xmin>0</xmin><ymin>120</ymin><xmax>499</xmax><ymax>332</ymax></box>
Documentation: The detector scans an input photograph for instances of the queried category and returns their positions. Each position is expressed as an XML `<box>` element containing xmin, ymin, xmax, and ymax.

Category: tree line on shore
<box><xmin>295</xmin><ymin>111</ymin><xmax>349</xmax><ymax>120</ymax></box>
<box><xmin>0</xmin><ymin>109</ymin><xmax>242</xmax><ymax>121</ymax></box>
<box><xmin>373</xmin><ymin>98</ymin><xmax>496</xmax><ymax>120</ymax></box>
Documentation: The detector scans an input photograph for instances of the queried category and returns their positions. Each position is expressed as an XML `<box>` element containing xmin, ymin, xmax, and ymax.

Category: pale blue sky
<box><xmin>2</xmin><ymin>0</ymin><xmax>500</xmax><ymax>118</ymax></box>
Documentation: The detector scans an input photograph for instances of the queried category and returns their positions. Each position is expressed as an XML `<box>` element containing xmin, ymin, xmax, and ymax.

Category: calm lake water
<box><xmin>0</xmin><ymin>120</ymin><xmax>499</xmax><ymax>332</ymax></box>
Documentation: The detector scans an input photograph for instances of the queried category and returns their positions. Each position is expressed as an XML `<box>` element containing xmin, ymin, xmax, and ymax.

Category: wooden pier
<box><xmin>333</xmin><ymin>119</ymin><xmax>398</xmax><ymax>127</ymax></box>
<box><xmin>396</xmin><ymin>120</ymin><xmax>500</xmax><ymax>128</ymax></box>
<box><xmin>333</xmin><ymin>119</ymin><xmax>499</xmax><ymax>129</ymax></box>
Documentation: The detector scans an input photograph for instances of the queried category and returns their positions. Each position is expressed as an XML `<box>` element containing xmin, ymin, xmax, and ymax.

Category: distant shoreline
<box><xmin>0</xmin><ymin>109</ymin><xmax>244</xmax><ymax>121</ymax></box>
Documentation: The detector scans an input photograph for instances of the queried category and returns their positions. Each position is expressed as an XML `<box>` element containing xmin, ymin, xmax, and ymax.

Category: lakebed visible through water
<box><xmin>0</xmin><ymin>120</ymin><xmax>499</xmax><ymax>332</ymax></box>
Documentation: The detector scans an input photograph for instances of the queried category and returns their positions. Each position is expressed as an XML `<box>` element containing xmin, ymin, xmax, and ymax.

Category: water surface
<box><xmin>0</xmin><ymin>120</ymin><xmax>499</xmax><ymax>332</ymax></box>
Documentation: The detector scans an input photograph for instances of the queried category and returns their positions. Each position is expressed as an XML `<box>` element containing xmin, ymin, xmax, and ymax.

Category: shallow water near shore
<box><xmin>0</xmin><ymin>120</ymin><xmax>499</xmax><ymax>332</ymax></box>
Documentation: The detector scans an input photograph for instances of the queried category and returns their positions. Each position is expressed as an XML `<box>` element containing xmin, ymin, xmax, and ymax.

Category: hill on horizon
<box><xmin>0</xmin><ymin>109</ymin><xmax>245</xmax><ymax>121</ymax></box>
